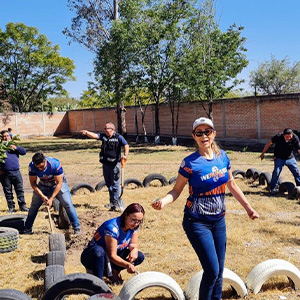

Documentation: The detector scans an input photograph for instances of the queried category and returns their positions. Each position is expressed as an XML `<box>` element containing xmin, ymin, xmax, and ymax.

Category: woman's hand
<box><xmin>127</xmin><ymin>248</ymin><xmax>138</xmax><ymax>263</ymax></box>
<box><xmin>247</xmin><ymin>208</ymin><xmax>259</xmax><ymax>220</ymax></box>
<box><xmin>126</xmin><ymin>263</ymin><xmax>136</xmax><ymax>274</ymax></box>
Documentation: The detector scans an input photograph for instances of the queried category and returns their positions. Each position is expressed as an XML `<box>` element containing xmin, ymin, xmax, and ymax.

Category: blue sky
<box><xmin>1</xmin><ymin>0</ymin><xmax>300</xmax><ymax>99</ymax></box>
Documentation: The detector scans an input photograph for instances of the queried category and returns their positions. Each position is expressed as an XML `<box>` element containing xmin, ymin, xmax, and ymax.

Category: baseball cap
<box><xmin>192</xmin><ymin>117</ymin><xmax>214</xmax><ymax>131</ymax></box>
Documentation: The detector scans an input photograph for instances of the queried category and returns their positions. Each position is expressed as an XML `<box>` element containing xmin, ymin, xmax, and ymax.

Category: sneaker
<box><xmin>19</xmin><ymin>205</ymin><xmax>29</xmax><ymax>212</ymax></box>
<box><xmin>269</xmin><ymin>189</ymin><xmax>277</xmax><ymax>195</ymax></box>
<box><xmin>19</xmin><ymin>228</ymin><xmax>33</xmax><ymax>235</ymax></box>
<box><xmin>8</xmin><ymin>207</ymin><xmax>16</xmax><ymax>214</ymax></box>
<box><xmin>109</xmin><ymin>206</ymin><xmax>122</xmax><ymax>213</ymax></box>
<box><xmin>73</xmin><ymin>228</ymin><xmax>82</xmax><ymax>235</ymax></box>
<box><xmin>104</xmin><ymin>204</ymin><xmax>112</xmax><ymax>209</ymax></box>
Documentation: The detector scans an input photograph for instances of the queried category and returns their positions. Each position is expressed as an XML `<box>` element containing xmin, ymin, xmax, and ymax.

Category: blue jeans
<box><xmin>103</xmin><ymin>163</ymin><xmax>121</xmax><ymax>207</ymax></box>
<box><xmin>25</xmin><ymin>182</ymin><xmax>80</xmax><ymax>230</ymax></box>
<box><xmin>270</xmin><ymin>157</ymin><xmax>300</xmax><ymax>190</ymax></box>
<box><xmin>81</xmin><ymin>243</ymin><xmax>144</xmax><ymax>279</ymax></box>
<box><xmin>183</xmin><ymin>214</ymin><xmax>226</xmax><ymax>300</ymax></box>
<box><xmin>0</xmin><ymin>170</ymin><xmax>26</xmax><ymax>209</ymax></box>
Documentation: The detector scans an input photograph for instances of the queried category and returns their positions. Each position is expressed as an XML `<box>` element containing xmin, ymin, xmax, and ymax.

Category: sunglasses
<box><xmin>193</xmin><ymin>129</ymin><xmax>214</xmax><ymax>137</ymax></box>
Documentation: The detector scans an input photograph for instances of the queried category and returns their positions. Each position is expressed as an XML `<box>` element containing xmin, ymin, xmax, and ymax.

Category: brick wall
<box><xmin>0</xmin><ymin>112</ymin><xmax>68</xmax><ymax>136</ymax></box>
<box><xmin>67</xmin><ymin>93</ymin><xmax>300</xmax><ymax>141</ymax></box>
<box><xmin>1</xmin><ymin>93</ymin><xmax>299</xmax><ymax>141</ymax></box>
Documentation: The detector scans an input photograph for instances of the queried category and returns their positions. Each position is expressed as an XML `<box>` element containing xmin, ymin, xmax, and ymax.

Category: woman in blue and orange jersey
<box><xmin>152</xmin><ymin>117</ymin><xmax>259</xmax><ymax>300</ymax></box>
<box><xmin>81</xmin><ymin>203</ymin><xmax>145</xmax><ymax>284</ymax></box>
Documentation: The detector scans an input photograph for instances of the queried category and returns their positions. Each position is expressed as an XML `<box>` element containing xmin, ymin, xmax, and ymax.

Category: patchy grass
<box><xmin>0</xmin><ymin>137</ymin><xmax>300</xmax><ymax>299</ymax></box>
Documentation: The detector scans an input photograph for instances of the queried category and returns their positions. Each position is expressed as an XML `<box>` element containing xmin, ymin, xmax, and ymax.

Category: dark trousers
<box><xmin>103</xmin><ymin>163</ymin><xmax>121</xmax><ymax>207</ymax></box>
<box><xmin>81</xmin><ymin>244</ymin><xmax>144</xmax><ymax>279</ymax></box>
<box><xmin>183</xmin><ymin>215</ymin><xmax>226</xmax><ymax>300</ymax></box>
<box><xmin>0</xmin><ymin>170</ymin><xmax>26</xmax><ymax>209</ymax></box>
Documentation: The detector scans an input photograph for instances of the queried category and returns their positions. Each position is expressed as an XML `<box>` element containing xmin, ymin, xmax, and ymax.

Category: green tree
<box><xmin>64</xmin><ymin>0</ymin><xmax>135</xmax><ymax>135</ymax></box>
<box><xmin>48</xmin><ymin>96</ymin><xmax>79</xmax><ymax>111</ymax></box>
<box><xmin>182</xmin><ymin>0</ymin><xmax>248</xmax><ymax>119</ymax></box>
<box><xmin>0</xmin><ymin>23</ymin><xmax>75</xmax><ymax>113</ymax></box>
<box><xmin>250</xmin><ymin>55</ymin><xmax>300</xmax><ymax>95</ymax></box>
<box><xmin>129</xmin><ymin>0</ymin><xmax>193</xmax><ymax>141</ymax></box>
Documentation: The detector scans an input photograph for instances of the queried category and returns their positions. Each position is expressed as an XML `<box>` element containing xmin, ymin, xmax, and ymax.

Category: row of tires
<box><xmin>70</xmin><ymin>173</ymin><xmax>176</xmax><ymax>195</ymax></box>
<box><xmin>233</xmin><ymin>168</ymin><xmax>300</xmax><ymax>199</ymax></box>
<box><xmin>1</xmin><ymin>259</ymin><xmax>300</xmax><ymax>299</ymax></box>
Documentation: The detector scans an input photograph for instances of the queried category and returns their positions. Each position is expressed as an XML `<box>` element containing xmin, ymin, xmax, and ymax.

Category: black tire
<box><xmin>232</xmin><ymin>170</ymin><xmax>246</xmax><ymax>179</ymax></box>
<box><xmin>0</xmin><ymin>289</ymin><xmax>32</xmax><ymax>300</ymax></box>
<box><xmin>253</xmin><ymin>170</ymin><xmax>262</xmax><ymax>181</ymax></box>
<box><xmin>95</xmin><ymin>180</ymin><xmax>106</xmax><ymax>191</ymax></box>
<box><xmin>46</xmin><ymin>251</ymin><xmax>65</xmax><ymax>266</ymax></box>
<box><xmin>124</xmin><ymin>178</ymin><xmax>143</xmax><ymax>188</ymax></box>
<box><xmin>52</xmin><ymin>198</ymin><xmax>60</xmax><ymax>212</ymax></box>
<box><xmin>169</xmin><ymin>176</ymin><xmax>177</xmax><ymax>185</ymax></box>
<box><xmin>0</xmin><ymin>227</ymin><xmax>19</xmax><ymax>253</ymax></box>
<box><xmin>258</xmin><ymin>172</ymin><xmax>272</xmax><ymax>186</ymax></box>
<box><xmin>290</xmin><ymin>186</ymin><xmax>300</xmax><ymax>200</ymax></box>
<box><xmin>49</xmin><ymin>233</ymin><xmax>66</xmax><ymax>255</ymax></box>
<box><xmin>44</xmin><ymin>265</ymin><xmax>65</xmax><ymax>291</ymax></box>
<box><xmin>245</xmin><ymin>168</ymin><xmax>258</xmax><ymax>179</ymax></box>
<box><xmin>42</xmin><ymin>273</ymin><xmax>112</xmax><ymax>300</ymax></box>
<box><xmin>0</xmin><ymin>214</ymin><xmax>27</xmax><ymax>231</ymax></box>
<box><xmin>58</xmin><ymin>203</ymin><xmax>70</xmax><ymax>229</ymax></box>
<box><xmin>143</xmin><ymin>173</ymin><xmax>168</xmax><ymax>188</ymax></box>
<box><xmin>70</xmin><ymin>183</ymin><xmax>95</xmax><ymax>195</ymax></box>
<box><xmin>279</xmin><ymin>182</ymin><xmax>295</xmax><ymax>195</ymax></box>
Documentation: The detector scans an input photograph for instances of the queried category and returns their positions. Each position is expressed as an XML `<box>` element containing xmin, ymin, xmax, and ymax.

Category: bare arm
<box><xmin>152</xmin><ymin>173</ymin><xmax>188</xmax><ymax>210</ymax></box>
<box><xmin>47</xmin><ymin>174</ymin><xmax>63</xmax><ymax>207</ymax></box>
<box><xmin>81</xmin><ymin>130</ymin><xmax>99</xmax><ymax>139</ymax></box>
<box><xmin>260</xmin><ymin>140</ymin><xmax>273</xmax><ymax>160</ymax></box>
<box><xmin>29</xmin><ymin>175</ymin><xmax>48</xmax><ymax>203</ymax></box>
<box><xmin>105</xmin><ymin>235</ymin><xmax>136</xmax><ymax>274</ymax></box>
<box><xmin>127</xmin><ymin>231</ymin><xmax>139</xmax><ymax>262</ymax></box>
<box><xmin>227</xmin><ymin>169</ymin><xmax>259</xmax><ymax>220</ymax></box>
<box><xmin>122</xmin><ymin>144</ymin><xmax>129</xmax><ymax>160</ymax></box>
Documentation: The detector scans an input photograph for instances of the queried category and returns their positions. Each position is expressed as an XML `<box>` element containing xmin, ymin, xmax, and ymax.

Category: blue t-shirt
<box><xmin>28</xmin><ymin>157</ymin><xmax>66</xmax><ymax>187</ymax></box>
<box><xmin>179</xmin><ymin>150</ymin><xmax>231</xmax><ymax>218</ymax></box>
<box><xmin>91</xmin><ymin>217</ymin><xmax>138</xmax><ymax>251</ymax></box>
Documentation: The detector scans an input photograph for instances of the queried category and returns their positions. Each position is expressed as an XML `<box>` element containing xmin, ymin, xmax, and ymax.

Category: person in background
<box><xmin>7</xmin><ymin>128</ymin><xmax>13</xmax><ymax>138</ymax></box>
<box><xmin>0</xmin><ymin>130</ymin><xmax>28</xmax><ymax>213</ymax></box>
<box><xmin>152</xmin><ymin>117</ymin><xmax>259</xmax><ymax>300</ymax></box>
<box><xmin>81</xmin><ymin>122</ymin><xmax>129</xmax><ymax>212</ymax></box>
<box><xmin>81</xmin><ymin>203</ymin><xmax>145</xmax><ymax>284</ymax></box>
<box><xmin>20</xmin><ymin>152</ymin><xmax>81</xmax><ymax>235</ymax></box>
<box><xmin>260</xmin><ymin>128</ymin><xmax>300</xmax><ymax>194</ymax></box>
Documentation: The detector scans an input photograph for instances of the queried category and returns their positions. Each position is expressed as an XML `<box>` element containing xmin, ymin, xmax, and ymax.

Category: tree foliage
<box><xmin>250</xmin><ymin>55</ymin><xmax>300</xmax><ymax>95</ymax></box>
<box><xmin>0</xmin><ymin>23</ymin><xmax>75</xmax><ymax>113</ymax></box>
<box><xmin>65</xmin><ymin>0</ymin><xmax>249</xmax><ymax>136</ymax></box>
<box><xmin>181</xmin><ymin>0</ymin><xmax>248</xmax><ymax>119</ymax></box>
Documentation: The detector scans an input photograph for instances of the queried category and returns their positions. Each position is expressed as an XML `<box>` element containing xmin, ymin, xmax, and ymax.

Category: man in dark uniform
<box><xmin>260</xmin><ymin>128</ymin><xmax>300</xmax><ymax>194</ymax></box>
<box><xmin>81</xmin><ymin>122</ymin><xmax>129</xmax><ymax>212</ymax></box>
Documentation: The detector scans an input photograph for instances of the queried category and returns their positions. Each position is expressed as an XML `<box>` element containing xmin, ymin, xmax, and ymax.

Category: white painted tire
<box><xmin>119</xmin><ymin>271</ymin><xmax>185</xmax><ymax>300</ymax></box>
<box><xmin>246</xmin><ymin>259</ymin><xmax>300</xmax><ymax>294</ymax></box>
<box><xmin>184</xmin><ymin>268</ymin><xmax>247</xmax><ymax>300</ymax></box>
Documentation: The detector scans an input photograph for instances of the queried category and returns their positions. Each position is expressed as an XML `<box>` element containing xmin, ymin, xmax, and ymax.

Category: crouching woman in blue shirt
<box><xmin>152</xmin><ymin>117</ymin><xmax>259</xmax><ymax>300</ymax></box>
<box><xmin>81</xmin><ymin>203</ymin><xmax>145</xmax><ymax>284</ymax></box>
